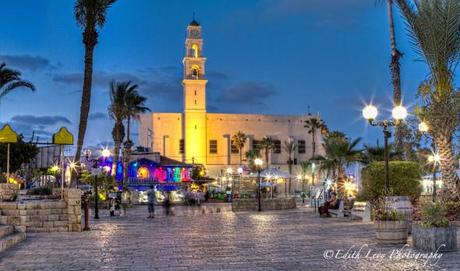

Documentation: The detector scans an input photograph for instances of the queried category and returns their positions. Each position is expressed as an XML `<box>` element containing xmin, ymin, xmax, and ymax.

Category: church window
<box><xmin>192</xmin><ymin>44</ymin><xmax>199</xmax><ymax>58</ymax></box>
<box><xmin>195</xmin><ymin>99</ymin><xmax>197</xmax><ymax>105</ymax></box>
<box><xmin>298</xmin><ymin>140</ymin><xmax>306</xmax><ymax>154</ymax></box>
<box><xmin>195</xmin><ymin>90</ymin><xmax>197</xmax><ymax>95</ymax></box>
<box><xmin>179</xmin><ymin>139</ymin><xmax>184</xmax><ymax>154</ymax></box>
<box><xmin>231</xmin><ymin>142</ymin><xmax>239</xmax><ymax>154</ymax></box>
<box><xmin>209</xmin><ymin>140</ymin><xmax>218</xmax><ymax>154</ymax></box>
<box><xmin>273</xmin><ymin>140</ymin><xmax>281</xmax><ymax>154</ymax></box>
<box><xmin>191</xmin><ymin>65</ymin><xmax>200</xmax><ymax>79</ymax></box>
<box><xmin>252</xmin><ymin>140</ymin><xmax>261</xmax><ymax>151</ymax></box>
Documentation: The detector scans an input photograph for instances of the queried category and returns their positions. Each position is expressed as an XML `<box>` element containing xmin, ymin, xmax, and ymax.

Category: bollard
<box><xmin>82</xmin><ymin>192</ymin><xmax>90</xmax><ymax>231</ymax></box>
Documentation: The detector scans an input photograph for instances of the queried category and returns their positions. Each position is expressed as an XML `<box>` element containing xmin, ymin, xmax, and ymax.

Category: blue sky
<box><xmin>0</xmin><ymin>0</ymin><xmax>455</xmax><ymax>151</ymax></box>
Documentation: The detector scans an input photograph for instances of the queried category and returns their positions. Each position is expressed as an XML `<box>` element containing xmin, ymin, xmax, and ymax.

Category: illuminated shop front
<box><xmin>126</xmin><ymin>158</ymin><xmax>193</xmax><ymax>203</ymax></box>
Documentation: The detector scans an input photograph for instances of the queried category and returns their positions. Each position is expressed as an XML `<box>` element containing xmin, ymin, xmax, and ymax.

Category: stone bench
<box><xmin>350</xmin><ymin>201</ymin><xmax>371</xmax><ymax>222</ymax></box>
<box><xmin>328</xmin><ymin>200</ymin><xmax>344</xmax><ymax>218</ymax></box>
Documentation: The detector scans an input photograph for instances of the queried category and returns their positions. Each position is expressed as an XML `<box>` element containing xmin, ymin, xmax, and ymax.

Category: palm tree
<box><xmin>0</xmin><ymin>63</ymin><xmax>35</xmax><ymax>99</ymax></box>
<box><xmin>124</xmin><ymin>89</ymin><xmax>149</xmax><ymax>146</ymax></box>
<box><xmin>304</xmin><ymin>117</ymin><xmax>327</xmax><ymax>160</ymax></box>
<box><xmin>259</xmin><ymin>136</ymin><xmax>274</xmax><ymax>169</ymax></box>
<box><xmin>74</xmin><ymin>0</ymin><xmax>116</xmax><ymax>164</ymax></box>
<box><xmin>122</xmin><ymin>89</ymin><xmax>149</xmax><ymax>189</ymax></box>
<box><xmin>362</xmin><ymin>142</ymin><xmax>401</xmax><ymax>163</ymax></box>
<box><xmin>395</xmin><ymin>0</ymin><xmax>460</xmax><ymax>199</ymax></box>
<box><xmin>379</xmin><ymin>0</ymin><xmax>405</xmax><ymax>148</ymax></box>
<box><xmin>283</xmin><ymin>139</ymin><xmax>297</xmax><ymax>195</ymax></box>
<box><xmin>231</xmin><ymin>131</ymin><xmax>247</xmax><ymax>165</ymax></box>
<box><xmin>108</xmin><ymin>81</ymin><xmax>136</xmax><ymax>176</ymax></box>
<box><xmin>320</xmin><ymin>132</ymin><xmax>363</xmax><ymax>198</ymax></box>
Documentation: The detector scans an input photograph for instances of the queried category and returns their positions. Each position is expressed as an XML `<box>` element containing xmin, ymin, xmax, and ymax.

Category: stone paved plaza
<box><xmin>0</xmin><ymin>204</ymin><xmax>459</xmax><ymax>271</ymax></box>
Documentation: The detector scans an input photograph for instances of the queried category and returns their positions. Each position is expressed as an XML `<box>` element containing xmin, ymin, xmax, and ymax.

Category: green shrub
<box><xmin>373</xmin><ymin>198</ymin><xmax>405</xmax><ymax>221</ymax></box>
<box><xmin>358</xmin><ymin>161</ymin><xmax>422</xmax><ymax>203</ymax></box>
<box><xmin>420</xmin><ymin>201</ymin><xmax>449</xmax><ymax>228</ymax></box>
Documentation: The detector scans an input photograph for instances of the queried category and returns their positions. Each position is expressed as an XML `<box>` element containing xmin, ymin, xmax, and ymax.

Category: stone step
<box><xmin>0</xmin><ymin>225</ymin><xmax>14</xmax><ymax>238</ymax></box>
<box><xmin>0</xmin><ymin>232</ymin><xmax>26</xmax><ymax>252</ymax></box>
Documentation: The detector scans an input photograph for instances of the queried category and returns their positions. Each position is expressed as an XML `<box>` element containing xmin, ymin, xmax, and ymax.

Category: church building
<box><xmin>139</xmin><ymin>20</ymin><xmax>324</xmax><ymax>177</ymax></box>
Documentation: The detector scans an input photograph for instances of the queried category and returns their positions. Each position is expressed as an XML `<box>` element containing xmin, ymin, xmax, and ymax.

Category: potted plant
<box><xmin>374</xmin><ymin>199</ymin><xmax>408</xmax><ymax>244</ymax></box>
<box><xmin>412</xmin><ymin>201</ymin><xmax>457</xmax><ymax>252</ymax></box>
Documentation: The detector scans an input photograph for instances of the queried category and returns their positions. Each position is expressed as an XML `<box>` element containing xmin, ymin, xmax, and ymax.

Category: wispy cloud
<box><xmin>0</xmin><ymin>54</ymin><xmax>60</xmax><ymax>71</ymax></box>
<box><xmin>89</xmin><ymin>112</ymin><xmax>108</xmax><ymax>120</ymax></box>
<box><xmin>11</xmin><ymin>115</ymin><xmax>71</xmax><ymax>126</ymax></box>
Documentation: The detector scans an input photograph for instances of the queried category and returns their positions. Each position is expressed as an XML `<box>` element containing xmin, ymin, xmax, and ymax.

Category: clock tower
<box><xmin>182</xmin><ymin>19</ymin><xmax>207</xmax><ymax>164</ymax></box>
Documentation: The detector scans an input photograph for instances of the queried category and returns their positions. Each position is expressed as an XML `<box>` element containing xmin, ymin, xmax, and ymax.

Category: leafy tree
<box><xmin>0</xmin><ymin>63</ymin><xmax>35</xmax><ymax>99</ymax></box>
<box><xmin>231</xmin><ymin>131</ymin><xmax>247</xmax><ymax>165</ymax></box>
<box><xmin>359</xmin><ymin>161</ymin><xmax>422</xmax><ymax>204</ymax></box>
<box><xmin>0</xmin><ymin>135</ymin><xmax>39</xmax><ymax>174</ymax></box>
<box><xmin>396</xmin><ymin>0</ymin><xmax>460</xmax><ymax>199</ymax></box>
<box><xmin>244</xmin><ymin>149</ymin><xmax>260</xmax><ymax>172</ymax></box>
<box><xmin>362</xmin><ymin>142</ymin><xmax>401</xmax><ymax>163</ymax></box>
<box><xmin>74</xmin><ymin>0</ymin><xmax>117</xmax><ymax>164</ymax></box>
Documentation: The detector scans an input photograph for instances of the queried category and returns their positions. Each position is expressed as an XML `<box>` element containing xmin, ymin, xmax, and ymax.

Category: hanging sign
<box><xmin>52</xmin><ymin>127</ymin><xmax>74</xmax><ymax>145</ymax></box>
<box><xmin>0</xmin><ymin>124</ymin><xmax>18</xmax><ymax>143</ymax></box>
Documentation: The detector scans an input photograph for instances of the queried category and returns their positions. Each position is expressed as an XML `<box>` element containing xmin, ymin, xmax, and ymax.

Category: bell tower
<box><xmin>182</xmin><ymin>19</ymin><xmax>207</xmax><ymax>164</ymax></box>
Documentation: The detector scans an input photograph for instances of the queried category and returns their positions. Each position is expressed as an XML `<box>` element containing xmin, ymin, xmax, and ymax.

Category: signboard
<box><xmin>52</xmin><ymin>127</ymin><xmax>74</xmax><ymax>145</ymax></box>
<box><xmin>0</xmin><ymin>124</ymin><xmax>18</xmax><ymax>143</ymax></box>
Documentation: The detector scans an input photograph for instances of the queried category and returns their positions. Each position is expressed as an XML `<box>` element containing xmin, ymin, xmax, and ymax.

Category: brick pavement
<box><xmin>0</xmin><ymin>204</ymin><xmax>459</xmax><ymax>271</ymax></box>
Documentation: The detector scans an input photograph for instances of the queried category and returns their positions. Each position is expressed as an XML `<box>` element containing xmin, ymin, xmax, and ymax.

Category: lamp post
<box><xmin>362</xmin><ymin>104</ymin><xmax>407</xmax><ymax>194</ymax></box>
<box><xmin>254</xmin><ymin>158</ymin><xmax>264</xmax><ymax>212</ymax></box>
<box><xmin>227</xmin><ymin>167</ymin><xmax>233</xmax><ymax>202</ymax></box>
<box><xmin>428</xmin><ymin>153</ymin><xmax>441</xmax><ymax>202</ymax></box>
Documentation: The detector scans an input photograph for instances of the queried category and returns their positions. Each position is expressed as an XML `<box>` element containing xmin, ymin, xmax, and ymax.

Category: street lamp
<box><xmin>428</xmin><ymin>153</ymin><xmax>441</xmax><ymax>202</ymax></box>
<box><xmin>254</xmin><ymin>158</ymin><xmax>264</xmax><ymax>212</ymax></box>
<box><xmin>362</xmin><ymin>104</ymin><xmax>407</xmax><ymax>194</ymax></box>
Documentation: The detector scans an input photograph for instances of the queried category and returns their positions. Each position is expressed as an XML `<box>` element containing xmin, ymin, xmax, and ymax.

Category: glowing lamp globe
<box><xmin>101</xmin><ymin>148</ymin><xmax>111</xmax><ymax>158</ymax></box>
<box><xmin>237</xmin><ymin>167</ymin><xmax>243</xmax><ymax>174</ymax></box>
<box><xmin>428</xmin><ymin>154</ymin><xmax>441</xmax><ymax>163</ymax></box>
<box><xmin>362</xmin><ymin>105</ymin><xmax>378</xmax><ymax>120</ymax></box>
<box><xmin>254</xmin><ymin>158</ymin><xmax>263</xmax><ymax>167</ymax></box>
<box><xmin>418</xmin><ymin>122</ymin><xmax>429</xmax><ymax>133</ymax></box>
<box><xmin>392</xmin><ymin>105</ymin><xmax>407</xmax><ymax>121</ymax></box>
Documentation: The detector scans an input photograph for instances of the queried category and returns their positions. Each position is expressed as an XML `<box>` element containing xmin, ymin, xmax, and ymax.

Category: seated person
<box><xmin>318</xmin><ymin>192</ymin><xmax>339</xmax><ymax>217</ymax></box>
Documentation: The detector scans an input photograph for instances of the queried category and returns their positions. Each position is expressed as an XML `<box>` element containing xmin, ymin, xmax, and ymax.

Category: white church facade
<box><xmin>139</xmin><ymin>20</ymin><xmax>324</xmax><ymax>178</ymax></box>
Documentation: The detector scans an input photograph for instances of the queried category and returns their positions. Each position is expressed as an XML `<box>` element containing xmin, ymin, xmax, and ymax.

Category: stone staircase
<box><xmin>0</xmin><ymin>218</ymin><xmax>26</xmax><ymax>252</ymax></box>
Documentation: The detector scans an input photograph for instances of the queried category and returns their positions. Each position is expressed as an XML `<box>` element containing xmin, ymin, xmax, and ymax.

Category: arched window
<box><xmin>191</xmin><ymin>65</ymin><xmax>200</xmax><ymax>79</ymax></box>
<box><xmin>191</xmin><ymin>44</ymin><xmax>199</xmax><ymax>58</ymax></box>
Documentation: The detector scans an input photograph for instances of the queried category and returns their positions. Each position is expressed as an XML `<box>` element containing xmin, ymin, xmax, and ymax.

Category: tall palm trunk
<box><xmin>435</xmin><ymin>133</ymin><xmax>459</xmax><ymax>199</ymax></box>
<box><xmin>122</xmin><ymin>115</ymin><xmax>133</xmax><ymax>190</ymax></box>
<box><xmin>126</xmin><ymin>115</ymin><xmax>131</xmax><ymax>143</ymax></box>
<box><xmin>311</xmin><ymin>128</ymin><xmax>316</xmax><ymax>159</ymax></box>
<box><xmin>265</xmin><ymin>149</ymin><xmax>269</xmax><ymax>169</ymax></box>
<box><xmin>75</xmin><ymin>30</ymin><xmax>97</xmax><ymax>164</ymax></box>
<box><xmin>112</xmin><ymin>140</ymin><xmax>121</xmax><ymax>175</ymax></box>
<box><xmin>239</xmin><ymin>147</ymin><xmax>243</xmax><ymax>166</ymax></box>
<box><xmin>387</xmin><ymin>0</ymin><xmax>404</xmax><ymax>150</ymax></box>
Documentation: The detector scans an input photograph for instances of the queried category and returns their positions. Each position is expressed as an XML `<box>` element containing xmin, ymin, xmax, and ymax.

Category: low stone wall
<box><xmin>0</xmin><ymin>189</ymin><xmax>81</xmax><ymax>232</ymax></box>
<box><xmin>0</xmin><ymin>183</ymin><xmax>19</xmax><ymax>201</ymax></box>
<box><xmin>232</xmin><ymin>198</ymin><xmax>296</xmax><ymax>212</ymax></box>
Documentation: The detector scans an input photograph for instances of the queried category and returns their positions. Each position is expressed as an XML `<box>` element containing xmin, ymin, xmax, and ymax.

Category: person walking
<box><xmin>121</xmin><ymin>189</ymin><xmax>131</xmax><ymax>217</ymax></box>
<box><xmin>147</xmin><ymin>185</ymin><xmax>156</xmax><ymax>218</ymax></box>
<box><xmin>164</xmin><ymin>191</ymin><xmax>172</xmax><ymax>216</ymax></box>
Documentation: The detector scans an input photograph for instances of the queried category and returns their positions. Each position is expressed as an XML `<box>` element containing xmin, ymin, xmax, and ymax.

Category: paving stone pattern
<box><xmin>0</xmin><ymin>204</ymin><xmax>459</xmax><ymax>271</ymax></box>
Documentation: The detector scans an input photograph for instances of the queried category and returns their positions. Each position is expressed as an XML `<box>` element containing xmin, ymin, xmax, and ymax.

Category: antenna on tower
<box><xmin>307</xmin><ymin>105</ymin><xmax>311</xmax><ymax>116</ymax></box>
